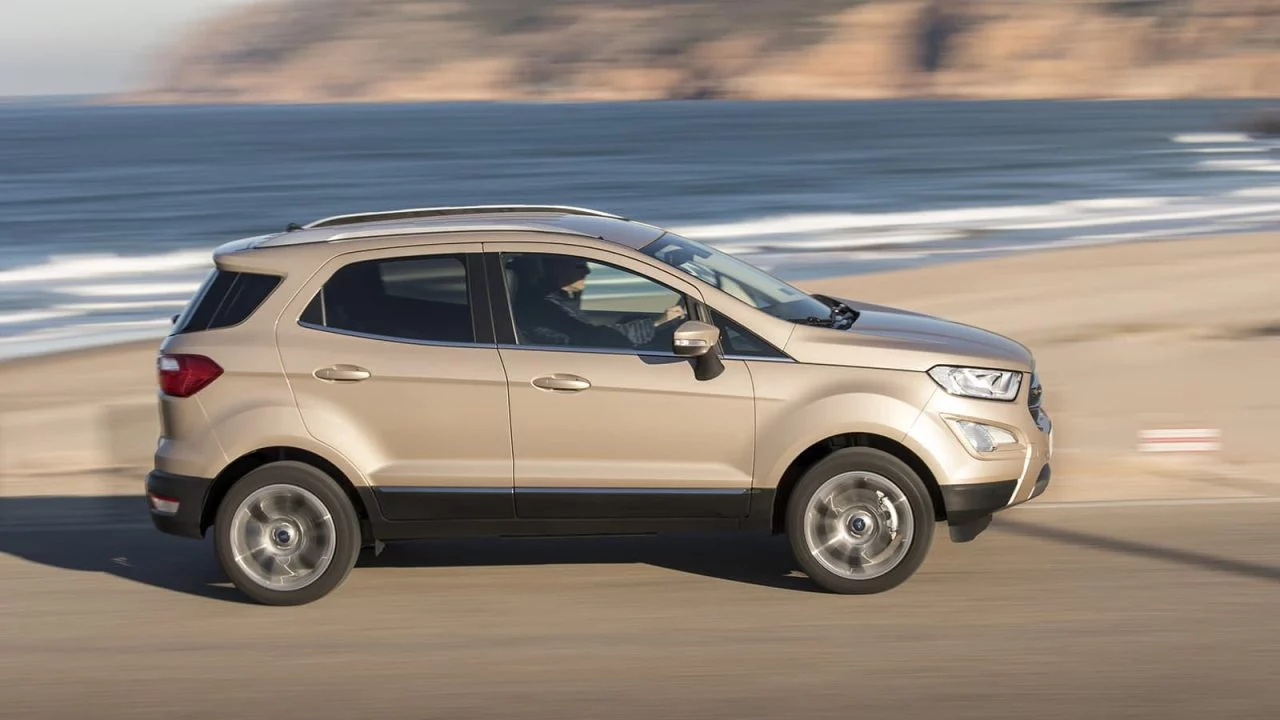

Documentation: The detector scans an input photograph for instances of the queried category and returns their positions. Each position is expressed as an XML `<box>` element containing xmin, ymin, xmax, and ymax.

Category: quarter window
<box><xmin>173</xmin><ymin>270</ymin><xmax>281</xmax><ymax>335</ymax></box>
<box><xmin>501</xmin><ymin>252</ymin><xmax>689</xmax><ymax>352</ymax></box>
<box><xmin>303</xmin><ymin>254</ymin><xmax>474</xmax><ymax>344</ymax></box>
<box><xmin>710</xmin><ymin>310</ymin><xmax>786</xmax><ymax>359</ymax></box>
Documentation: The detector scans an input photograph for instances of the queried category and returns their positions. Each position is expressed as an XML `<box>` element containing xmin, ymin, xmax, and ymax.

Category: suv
<box><xmin>147</xmin><ymin>205</ymin><xmax>1052</xmax><ymax>605</ymax></box>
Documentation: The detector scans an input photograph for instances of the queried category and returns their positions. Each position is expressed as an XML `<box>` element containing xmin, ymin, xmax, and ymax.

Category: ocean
<box><xmin>1</xmin><ymin>99</ymin><xmax>1277</xmax><ymax>360</ymax></box>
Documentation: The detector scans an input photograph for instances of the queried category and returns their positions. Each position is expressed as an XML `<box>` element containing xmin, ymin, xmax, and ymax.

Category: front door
<box><xmin>275</xmin><ymin>244</ymin><xmax>514</xmax><ymax>521</ymax></box>
<box><xmin>486</xmin><ymin>243</ymin><xmax>756</xmax><ymax>519</ymax></box>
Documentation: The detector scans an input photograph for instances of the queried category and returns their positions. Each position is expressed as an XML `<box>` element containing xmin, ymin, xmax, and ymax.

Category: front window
<box><xmin>641</xmin><ymin>233</ymin><xmax>836</xmax><ymax>324</ymax></box>
<box><xmin>501</xmin><ymin>252</ymin><xmax>689</xmax><ymax>353</ymax></box>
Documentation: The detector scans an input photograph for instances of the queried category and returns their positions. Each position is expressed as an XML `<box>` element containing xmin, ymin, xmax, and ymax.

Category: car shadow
<box><xmin>0</xmin><ymin>495</ymin><xmax>251</xmax><ymax>603</ymax></box>
<box><xmin>996</xmin><ymin>516</ymin><xmax>1280</xmax><ymax>583</ymax></box>
<box><xmin>363</xmin><ymin>532</ymin><xmax>820</xmax><ymax>592</ymax></box>
<box><xmin>0</xmin><ymin>495</ymin><xmax>818</xmax><ymax>602</ymax></box>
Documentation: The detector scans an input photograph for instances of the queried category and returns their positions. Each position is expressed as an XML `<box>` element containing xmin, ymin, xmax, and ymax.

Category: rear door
<box><xmin>275</xmin><ymin>243</ymin><xmax>514</xmax><ymax>521</ymax></box>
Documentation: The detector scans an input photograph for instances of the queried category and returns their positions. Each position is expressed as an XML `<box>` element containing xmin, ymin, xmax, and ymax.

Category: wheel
<box><xmin>213</xmin><ymin>461</ymin><xmax>360</xmax><ymax>606</ymax></box>
<box><xmin>786</xmin><ymin>447</ymin><xmax>935</xmax><ymax>594</ymax></box>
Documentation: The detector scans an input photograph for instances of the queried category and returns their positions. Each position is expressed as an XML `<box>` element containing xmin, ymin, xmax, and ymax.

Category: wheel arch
<box><xmin>769</xmin><ymin>433</ymin><xmax>946</xmax><ymax>533</ymax></box>
<box><xmin>200</xmin><ymin>446</ymin><xmax>377</xmax><ymax>546</ymax></box>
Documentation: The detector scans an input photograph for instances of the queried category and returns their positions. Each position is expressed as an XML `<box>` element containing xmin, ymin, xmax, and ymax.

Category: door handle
<box><xmin>314</xmin><ymin>364</ymin><xmax>371</xmax><ymax>382</ymax></box>
<box><xmin>531</xmin><ymin>374</ymin><xmax>591</xmax><ymax>392</ymax></box>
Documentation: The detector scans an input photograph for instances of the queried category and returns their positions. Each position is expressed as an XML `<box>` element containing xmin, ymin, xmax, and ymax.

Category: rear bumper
<box><xmin>145</xmin><ymin>470</ymin><xmax>211</xmax><ymax>539</ymax></box>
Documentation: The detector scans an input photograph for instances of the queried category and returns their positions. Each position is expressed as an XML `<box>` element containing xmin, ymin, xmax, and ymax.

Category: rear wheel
<box><xmin>786</xmin><ymin>447</ymin><xmax>934</xmax><ymax>594</ymax></box>
<box><xmin>214</xmin><ymin>461</ymin><xmax>360</xmax><ymax>606</ymax></box>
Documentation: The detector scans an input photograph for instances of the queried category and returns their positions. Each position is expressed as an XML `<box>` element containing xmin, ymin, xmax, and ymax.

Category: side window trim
<box><xmin>466</xmin><ymin>253</ymin><xmax>496</xmax><ymax>345</ymax></box>
<box><xmin>483</xmin><ymin>252</ymin><xmax>517</xmax><ymax>345</ymax></box>
<box><xmin>297</xmin><ymin>322</ymin><xmax>496</xmax><ymax>350</ymax></box>
<box><xmin>493</xmin><ymin>343</ymin><xmax>694</xmax><ymax>359</ymax></box>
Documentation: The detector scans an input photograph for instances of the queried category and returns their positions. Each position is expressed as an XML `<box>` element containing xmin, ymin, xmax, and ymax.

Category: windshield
<box><xmin>641</xmin><ymin>233</ymin><xmax>835</xmax><ymax>323</ymax></box>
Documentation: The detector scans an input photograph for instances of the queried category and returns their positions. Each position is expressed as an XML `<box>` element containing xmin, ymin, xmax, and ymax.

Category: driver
<box><xmin>515</xmin><ymin>255</ymin><xmax>686</xmax><ymax>348</ymax></box>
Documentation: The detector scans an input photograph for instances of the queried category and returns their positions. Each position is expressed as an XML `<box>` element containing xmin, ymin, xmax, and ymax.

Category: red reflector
<box><xmin>148</xmin><ymin>493</ymin><xmax>181</xmax><ymax>514</ymax></box>
<box><xmin>158</xmin><ymin>354</ymin><xmax>223</xmax><ymax>398</ymax></box>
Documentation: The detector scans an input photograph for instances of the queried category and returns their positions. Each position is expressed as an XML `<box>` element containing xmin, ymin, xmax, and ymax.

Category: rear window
<box><xmin>173</xmin><ymin>270</ymin><xmax>282</xmax><ymax>335</ymax></box>
<box><xmin>300</xmin><ymin>254</ymin><xmax>474</xmax><ymax>344</ymax></box>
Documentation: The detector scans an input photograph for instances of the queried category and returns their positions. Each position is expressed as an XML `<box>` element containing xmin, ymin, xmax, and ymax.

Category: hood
<box><xmin>783</xmin><ymin>297</ymin><xmax>1034</xmax><ymax>373</ymax></box>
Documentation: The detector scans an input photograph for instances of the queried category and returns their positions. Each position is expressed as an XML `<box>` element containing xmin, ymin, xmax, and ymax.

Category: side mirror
<box><xmin>672</xmin><ymin>320</ymin><xmax>719</xmax><ymax>357</ymax></box>
<box><xmin>672</xmin><ymin>320</ymin><xmax>725</xmax><ymax>381</ymax></box>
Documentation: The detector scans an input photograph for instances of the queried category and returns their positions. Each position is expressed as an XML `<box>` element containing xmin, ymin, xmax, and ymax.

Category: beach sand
<box><xmin>2</xmin><ymin>233</ymin><xmax>1276</xmax><ymax>500</ymax></box>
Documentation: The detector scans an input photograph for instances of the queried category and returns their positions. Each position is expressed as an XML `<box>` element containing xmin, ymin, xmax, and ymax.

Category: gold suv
<box><xmin>146</xmin><ymin>205</ymin><xmax>1052</xmax><ymax>605</ymax></box>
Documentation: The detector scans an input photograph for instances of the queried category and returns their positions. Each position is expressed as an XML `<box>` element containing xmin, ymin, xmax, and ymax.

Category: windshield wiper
<box><xmin>814</xmin><ymin>295</ymin><xmax>859</xmax><ymax>329</ymax></box>
<box><xmin>798</xmin><ymin>315</ymin><xmax>838</xmax><ymax>327</ymax></box>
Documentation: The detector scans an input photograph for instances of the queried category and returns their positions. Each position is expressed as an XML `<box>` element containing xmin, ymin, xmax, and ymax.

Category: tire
<box><xmin>785</xmin><ymin>447</ymin><xmax>935</xmax><ymax>594</ymax></box>
<box><xmin>213</xmin><ymin>461</ymin><xmax>361</xmax><ymax>606</ymax></box>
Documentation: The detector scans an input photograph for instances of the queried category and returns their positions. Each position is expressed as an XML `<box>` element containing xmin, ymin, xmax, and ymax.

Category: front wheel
<box><xmin>786</xmin><ymin>447</ymin><xmax>935</xmax><ymax>594</ymax></box>
<box><xmin>214</xmin><ymin>461</ymin><xmax>361</xmax><ymax>606</ymax></box>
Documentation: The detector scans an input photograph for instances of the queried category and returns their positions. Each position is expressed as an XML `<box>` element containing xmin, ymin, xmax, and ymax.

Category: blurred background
<box><xmin>0</xmin><ymin>2</ymin><xmax>1277</xmax><ymax>719</ymax></box>
<box><xmin>0</xmin><ymin>0</ymin><xmax>1278</xmax><ymax>358</ymax></box>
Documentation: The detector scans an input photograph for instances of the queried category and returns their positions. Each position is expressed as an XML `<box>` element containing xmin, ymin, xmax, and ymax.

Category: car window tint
<box><xmin>711</xmin><ymin>310</ymin><xmax>786</xmax><ymax>359</ymax></box>
<box><xmin>309</xmin><ymin>254</ymin><xmax>474</xmax><ymax>344</ymax></box>
<box><xmin>174</xmin><ymin>270</ymin><xmax>281</xmax><ymax>335</ymax></box>
<box><xmin>502</xmin><ymin>252</ymin><xmax>687</xmax><ymax>352</ymax></box>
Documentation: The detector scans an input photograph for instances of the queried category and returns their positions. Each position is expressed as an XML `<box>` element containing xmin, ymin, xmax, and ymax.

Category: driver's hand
<box><xmin>656</xmin><ymin>304</ymin><xmax>687</xmax><ymax>326</ymax></box>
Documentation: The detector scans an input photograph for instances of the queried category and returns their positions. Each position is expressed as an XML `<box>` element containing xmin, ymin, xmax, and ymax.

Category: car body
<box><xmin>146</xmin><ymin>205</ymin><xmax>1052</xmax><ymax>605</ymax></box>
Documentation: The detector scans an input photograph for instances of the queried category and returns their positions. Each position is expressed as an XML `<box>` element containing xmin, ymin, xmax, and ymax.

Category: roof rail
<box><xmin>303</xmin><ymin>205</ymin><xmax>628</xmax><ymax>230</ymax></box>
<box><xmin>326</xmin><ymin>224</ymin><xmax>598</xmax><ymax>243</ymax></box>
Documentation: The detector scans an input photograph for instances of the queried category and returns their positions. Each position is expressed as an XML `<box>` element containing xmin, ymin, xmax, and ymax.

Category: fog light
<box><xmin>148</xmin><ymin>493</ymin><xmax>180</xmax><ymax>515</ymax></box>
<box><xmin>947</xmin><ymin>419</ymin><xmax>1020</xmax><ymax>454</ymax></box>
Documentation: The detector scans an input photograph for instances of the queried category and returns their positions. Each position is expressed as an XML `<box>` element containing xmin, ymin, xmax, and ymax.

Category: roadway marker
<box><xmin>1137</xmin><ymin>428</ymin><xmax>1222</xmax><ymax>454</ymax></box>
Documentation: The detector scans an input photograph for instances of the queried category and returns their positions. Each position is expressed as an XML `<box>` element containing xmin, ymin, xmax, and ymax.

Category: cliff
<box><xmin>128</xmin><ymin>0</ymin><xmax>1280</xmax><ymax>103</ymax></box>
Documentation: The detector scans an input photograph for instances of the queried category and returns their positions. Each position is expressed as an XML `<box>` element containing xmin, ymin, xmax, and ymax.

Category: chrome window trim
<box><xmin>298</xmin><ymin>321</ymin><xmax>496</xmax><ymax>350</ymax></box>
<box><xmin>496</xmin><ymin>343</ymin><xmax>684</xmax><ymax>359</ymax></box>
<box><xmin>493</xmin><ymin>344</ymin><xmax>798</xmax><ymax>362</ymax></box>
<box><xmin>723</xmin><ymin>354</ymin><xmax>796</xmax><ymax>363</ymax></box>
<box><xmin>295</xmin><ymin>326</ymin><xmax>800</xmax><ymax>360</ymax></box>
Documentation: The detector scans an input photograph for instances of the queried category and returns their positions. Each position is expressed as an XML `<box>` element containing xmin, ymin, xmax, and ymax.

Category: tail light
<box><xmin>158</xmin><ymin>354</ymin><xmax>223</xmax><ymax>398</ymax></box>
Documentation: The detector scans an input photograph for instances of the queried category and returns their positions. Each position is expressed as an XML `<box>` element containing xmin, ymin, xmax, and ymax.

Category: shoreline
<box><xmin>0</xmin><ymin>231</ymin><xmax>1277</xmax><ymax>495</ymax></box>
<box><xmin>3</xmin><ymin>95</ymin><xmax>1277</xmax><ymax>110</ymax></box>
<box><xmin>0</xmin><ymin>225</ymin><xmax>1273</xmax><ymax>365</ymax></box>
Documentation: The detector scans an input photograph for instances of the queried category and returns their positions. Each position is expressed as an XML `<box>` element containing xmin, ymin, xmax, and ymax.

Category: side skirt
<box><xmin>371</xmin><ymin>517</ymin><xmax>748</xmax><ymax>541</ymax></box>
<box><xmin>356</xmin><ymin>487</ymin><xmax>779</xmax><ymax>542</ymax></box>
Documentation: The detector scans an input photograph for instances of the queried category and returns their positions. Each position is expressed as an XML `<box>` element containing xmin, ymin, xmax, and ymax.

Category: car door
<box><xmin>275</xmin><ymin>244</ymin><xmax>514</xmax><ymax>521</ymax></box>
<box><xmin>484</xmin><ymin>241</ymin><xmax>756</xmax><ymax>519</ymax></box>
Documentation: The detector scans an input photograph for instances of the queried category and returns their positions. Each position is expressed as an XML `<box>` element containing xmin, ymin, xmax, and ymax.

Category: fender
<box><xmin>756</xmin><ymin>391</ymin><xmax>932</xmax><ymax>489</ymax></box>
<box><xmin>202</xmin><ymin>401</ymin><xmax>374</xmax><ymax>489</ymax></box>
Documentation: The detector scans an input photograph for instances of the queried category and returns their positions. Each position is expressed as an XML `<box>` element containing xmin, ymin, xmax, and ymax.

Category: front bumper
<box><xmin>904</xmin><ymin>374</ymin><xmax>1054</xmax><ymax>540</ymax></box>
<box><xmin>145</xmin><ymin>470</ymin><xmax>212</xmax><ymax>539</ymax></box>
<box><xmin>939</xmin><ymin>464</ymin><xmax>1051</xmax><ymax>541</ymax></box>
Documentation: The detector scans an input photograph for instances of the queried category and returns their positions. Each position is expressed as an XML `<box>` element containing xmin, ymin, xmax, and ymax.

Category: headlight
<box><xmin>928</xmin><ymin>365</ymin><xmax>1022</xmax><ymax>401</ymax></box>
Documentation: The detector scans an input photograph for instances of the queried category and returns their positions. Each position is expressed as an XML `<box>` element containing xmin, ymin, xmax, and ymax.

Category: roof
<box><xmin>231</xmin><ymin>205</ymin><xmax>668</xmax><ymax>254</ymax></box>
